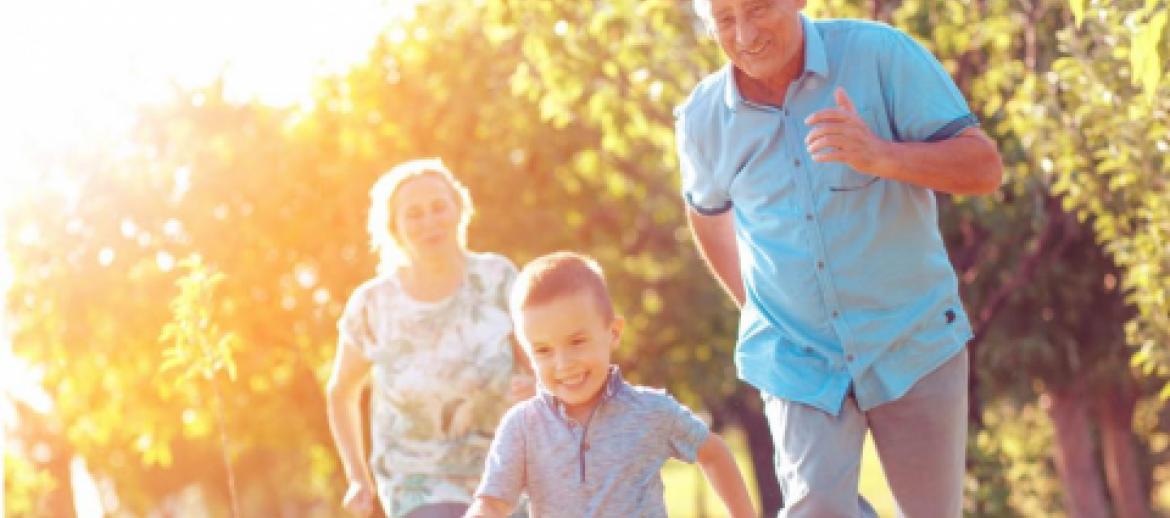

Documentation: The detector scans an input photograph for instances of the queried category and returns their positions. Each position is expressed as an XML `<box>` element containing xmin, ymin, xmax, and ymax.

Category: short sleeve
<box><xmin>337</xmin><ymin>284</ymin><xmax>374</xmax><ymax>359</ymax></box>
<box><xmin>497</xmin><ymin>258</ymin><xmax>518</xmax><ymax>310</ymax></box>
<box><xmin>475</xmin><ymin>404</ymin><xmax>528</xmax><ymax>505</ymax></box>
<box><xmin>883</xmin><ymin>31</ymin><xmax>979</xmax><ymax>143</ymax></box>
<box><xmin>675</xmin><ymin>113</ymin><xmax>732</xmax><ymax>215</ymax></box>
<box><xmin>663</xmin><ymin>394</ymin><xmax>710</xmax><ymax>463</ymax></box>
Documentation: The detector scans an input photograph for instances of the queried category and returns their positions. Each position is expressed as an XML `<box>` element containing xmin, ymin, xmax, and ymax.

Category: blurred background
<box><xmin>1</xmin><ymin>0</ymin><xmax>1167</xmax><ymax>516</ymax></box>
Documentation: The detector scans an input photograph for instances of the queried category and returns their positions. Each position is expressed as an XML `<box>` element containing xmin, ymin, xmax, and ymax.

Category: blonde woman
<box><xmin>326</xmin><ymin>158</ymin><xmax>531</xmax><ymax>518</ymax></box>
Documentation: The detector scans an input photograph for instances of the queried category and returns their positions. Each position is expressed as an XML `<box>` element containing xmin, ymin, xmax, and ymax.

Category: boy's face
<box><xmin>516</xmin><ymin>290</ymin><xmax>624</xmax><ymax>420</ymax></box>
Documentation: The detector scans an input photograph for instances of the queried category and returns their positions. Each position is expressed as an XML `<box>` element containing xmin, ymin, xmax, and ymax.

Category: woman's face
<box><xmin>390</xmin><ymin>174</ymin><xmax>462</xmax><ymax>262</ymax></box>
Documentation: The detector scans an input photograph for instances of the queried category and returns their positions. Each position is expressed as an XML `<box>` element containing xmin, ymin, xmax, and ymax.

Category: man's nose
<box><xmin>735</xmin><ymin>19</ymin><xmax>758</xmax><ymax>47</ymax></box>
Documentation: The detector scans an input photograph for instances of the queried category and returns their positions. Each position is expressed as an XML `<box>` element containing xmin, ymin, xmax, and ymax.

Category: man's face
<box><xmin>516</xmin><ymin>291</ymin><xmax>623</xmax><ymax>421</ymax></box>
<box><xmin>708</xmin><ymin>0</ymin><xmax>806</xmax><ymax>84</ymax></box>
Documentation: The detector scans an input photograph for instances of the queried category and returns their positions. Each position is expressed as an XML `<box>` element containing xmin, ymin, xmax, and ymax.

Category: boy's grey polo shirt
<box><xmin>475</xmin><ymin>367</ymin><xmax>709</xmax><ymax>517</ymax></box>
<box><xmin>675</xmin><ymin>16</ymin><xmax>977</xmax><ymax>416</ymax></box>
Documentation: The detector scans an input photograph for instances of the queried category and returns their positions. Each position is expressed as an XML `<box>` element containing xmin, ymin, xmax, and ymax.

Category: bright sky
<box><xmin>0</xmin><ymin>4</ymin><xmax>416</xmax><ymax>502</ymax></box>
<box><xmin>0</xmin><ymin>0</ymin><xmax>416</xmax><ymax>207</ymax></box>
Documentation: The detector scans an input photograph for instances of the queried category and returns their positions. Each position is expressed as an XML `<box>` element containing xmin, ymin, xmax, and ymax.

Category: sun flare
<box><xmin>0</xmin><ymin>0</ymin><xmax>420</xmax><ymax>211</ymax></box>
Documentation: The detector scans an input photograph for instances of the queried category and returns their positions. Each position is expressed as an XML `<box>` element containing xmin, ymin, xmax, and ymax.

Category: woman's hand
<box><xmin>508</xmin><ymin>373</ymin><xmax>536</xmax><ymax>403</ymax></box>
<box><xmin>342</xmin><ymin>479</ymin><xmax>376</xmax><ymax>517</ymax></box>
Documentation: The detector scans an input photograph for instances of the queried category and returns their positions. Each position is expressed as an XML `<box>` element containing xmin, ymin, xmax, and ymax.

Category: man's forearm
<box><xmin>871</xmin><ymin>128</ymin><xmax>1003</xmax><ymax>195</ymax></box>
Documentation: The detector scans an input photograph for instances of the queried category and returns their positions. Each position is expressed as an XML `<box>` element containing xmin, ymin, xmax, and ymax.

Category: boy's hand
<box><xmin>342</xmin><ymin>479</ymin><xmax>376</xmax><ymax>517</ymax></box>
<box><xmin>509</xmin><ymin>373</ymin><xmax>536</xmax><ymax>403</ymax></box>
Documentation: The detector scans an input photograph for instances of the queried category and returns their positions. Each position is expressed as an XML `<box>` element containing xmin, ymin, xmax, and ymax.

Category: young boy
<box><xmin>466</xmin><ymin>251</ymin><xmax>756</xmax><ymax>518</ymax></box>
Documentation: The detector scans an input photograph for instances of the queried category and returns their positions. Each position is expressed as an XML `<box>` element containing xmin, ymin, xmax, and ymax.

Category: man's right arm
<box><xmin>686</xmin><ymin>207</ymin><xmax>744</xmax><ymax>308</ymax></box>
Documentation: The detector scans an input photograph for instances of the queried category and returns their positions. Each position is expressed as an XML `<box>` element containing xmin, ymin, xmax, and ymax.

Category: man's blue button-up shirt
<box><xmin>675</xmin><ymin>16</ymin><xmax>976</xmax><ymax>415</ymax></box>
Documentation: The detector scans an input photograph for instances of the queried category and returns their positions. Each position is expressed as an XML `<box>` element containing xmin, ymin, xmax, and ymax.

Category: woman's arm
<box><xmin>696</xmin><ymin>433</ymin><xmax>757</xmax><ymax>518</ymax></box>
<box><xmin>325</xmin><ymin>337</ymin><xmax>375</xmax><ymax>516</ymax></box>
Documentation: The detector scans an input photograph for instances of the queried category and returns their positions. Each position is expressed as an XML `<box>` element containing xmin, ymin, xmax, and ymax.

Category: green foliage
<box><xmin>160</xmin><ymin>256</ymin><xmax>238</xmax><ymax>383</ymax></box>
<box><xmin>1018</xmin><ymin>0</ymin><xmax>1170</xmax><ymax>393</ymax></box>
<box><xmin>3</xmin><ymin>452</ymin><xmax>57</xmax><ymax>518</ymax></box>
<box><xmin>967</xmin><ymin>400</ymin><xmax>1065</xmax><ymax>516</ymax></box>
<box><xmin>3</xmin><ymin>0</ymin><xmax>1168</xmax><ymax>513</ymax></box>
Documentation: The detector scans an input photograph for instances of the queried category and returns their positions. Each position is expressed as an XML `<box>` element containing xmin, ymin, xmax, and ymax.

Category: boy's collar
<box><xmin>539</xmin><ymin>365</ymin><xmax>625</xmax><ymax>421</ymax></box>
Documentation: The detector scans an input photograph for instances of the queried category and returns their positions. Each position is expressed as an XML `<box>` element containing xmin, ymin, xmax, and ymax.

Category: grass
<box><xmin>662</xmin><ymin>428</ymin><xmax>896</xmax><ymax>517</ymax></box>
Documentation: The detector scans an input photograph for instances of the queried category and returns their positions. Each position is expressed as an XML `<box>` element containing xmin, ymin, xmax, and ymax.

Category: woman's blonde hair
<box><xmin>367</xmin><ymin>158</ymin><xmax>474</xmax><ymax>271</ymax></box>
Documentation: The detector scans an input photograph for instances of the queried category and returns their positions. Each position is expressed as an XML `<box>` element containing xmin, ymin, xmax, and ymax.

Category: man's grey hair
<box><xmin>692</xmin><ymin>0</ymin><xmax>715</xmax><ymax>29</ymax></box>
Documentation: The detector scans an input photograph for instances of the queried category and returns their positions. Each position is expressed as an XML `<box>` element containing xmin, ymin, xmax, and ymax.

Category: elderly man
<box><xmin>674</xmin><ymin>0</ymin><xmax>1003</xmax><ymax>515</ymax></box>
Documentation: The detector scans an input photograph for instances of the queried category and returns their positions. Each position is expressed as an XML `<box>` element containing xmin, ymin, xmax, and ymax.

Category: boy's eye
<box><xmin>533</xmin><ymin>347</ymin><xmax>551</xmax><ymax>356</ymax></box>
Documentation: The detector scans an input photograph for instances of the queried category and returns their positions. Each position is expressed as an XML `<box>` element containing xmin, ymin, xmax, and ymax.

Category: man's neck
<box><xmin>735</xmin><ymin>68</ymin><xmax>791</xmax><ymax>106</ymax></box>
<box><xmin>733</xmin><ymin>40</ymin><xmax>807</xmax><ymax>107</ymax></box>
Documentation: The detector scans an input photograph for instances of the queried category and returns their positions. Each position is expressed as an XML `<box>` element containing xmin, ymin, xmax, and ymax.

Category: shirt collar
<box><xmin>539</xmin><ymin>365</ymin><xmax>625</xmax><ymax>422</ymax></box>
<box><xmin>723</xmin><ymin>14</ymin><xmax>829</xmax><ymax>111</ymax></box>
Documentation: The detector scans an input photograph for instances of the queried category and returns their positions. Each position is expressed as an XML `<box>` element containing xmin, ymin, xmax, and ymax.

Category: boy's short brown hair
<box><xmin>510</xmin><ymin>251</ymin><xmax>615</xmax><ymax>323</ymax></box>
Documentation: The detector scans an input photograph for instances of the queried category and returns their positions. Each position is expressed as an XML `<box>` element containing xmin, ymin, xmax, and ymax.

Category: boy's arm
<box><xmin>472</xmin><ymin>405</ymin><xmax>527</xmax><ymax>515</ymax></box>
<box><xmin>696</xmin><ymin>433</ymin><xmax>757</xmax><ymax>518</ymax></box>
<box><xmin>464</xmin><ymin>496</ymin><xmax>513</xmax><ymax>518</ymax></box>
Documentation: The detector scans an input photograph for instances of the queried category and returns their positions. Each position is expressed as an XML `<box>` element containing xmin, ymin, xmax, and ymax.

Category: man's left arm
<box><xmin>806</xmin><ymin>87</ymin><xmax>1003</xmax><ymax>196</ymax></box>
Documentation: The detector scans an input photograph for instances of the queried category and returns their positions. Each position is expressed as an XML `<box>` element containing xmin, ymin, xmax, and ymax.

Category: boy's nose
<box><xmin>553</xmin><ymin>351</ymin><xmax>573</xmax><ymax>370</ymax></box>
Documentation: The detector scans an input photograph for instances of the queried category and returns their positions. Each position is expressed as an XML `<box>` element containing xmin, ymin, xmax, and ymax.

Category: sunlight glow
<box><xmin>0</xmin><ymin>0</ymin><xmax>421</xmax><ymax>210</ymax></box>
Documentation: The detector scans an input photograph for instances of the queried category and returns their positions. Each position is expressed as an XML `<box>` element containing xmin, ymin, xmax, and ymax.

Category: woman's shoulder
<box><xmin>467</xmin><ymin>251</ymin><xmax>518</xmax><ymax>281</ymax></box>
<box><xmin>468</xmin><ymin>251</ymin><xmax>517</xmax><ymax>270</ymax></box>
<box><xmin>345</xmin><ymin>273</ymin><xmax>401</xmax><ymax>304</ymax></box>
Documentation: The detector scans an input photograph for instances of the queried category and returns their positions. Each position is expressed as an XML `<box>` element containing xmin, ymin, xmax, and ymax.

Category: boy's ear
<box><xmin>609</xmin><ymin>315</ymin><xmax>625</xmax><ymax>350</ymax></box>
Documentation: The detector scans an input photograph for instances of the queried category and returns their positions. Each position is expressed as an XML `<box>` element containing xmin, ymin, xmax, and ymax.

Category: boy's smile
<box><xmin>516</xmin><ymin>291</ymin><xmax>624</xmax><ymax>422</ymax></box>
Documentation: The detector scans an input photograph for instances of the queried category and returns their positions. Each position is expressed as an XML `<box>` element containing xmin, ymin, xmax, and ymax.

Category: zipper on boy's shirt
<box><xmin>576</xmin><ymin>401</ymin><xmax>603</xmax><ymax>484</ymax></box>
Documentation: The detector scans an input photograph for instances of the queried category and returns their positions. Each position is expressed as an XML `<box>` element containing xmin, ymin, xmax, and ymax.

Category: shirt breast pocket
<box><xmin>726</xmin><ymin>154</ymin><xmax>802</xmax><ymax>216</ymax></box>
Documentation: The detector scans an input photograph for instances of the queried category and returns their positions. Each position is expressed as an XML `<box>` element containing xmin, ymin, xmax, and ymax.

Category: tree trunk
<box><xmin>1042</xmin><ymin>388</ymin><xmax>1109</xmax><ymax>518</ymax></box>
<box><xmin>1095</xmin><ymin>383</ymin><xmax>1151</xmax><ymax>518</ymax></box>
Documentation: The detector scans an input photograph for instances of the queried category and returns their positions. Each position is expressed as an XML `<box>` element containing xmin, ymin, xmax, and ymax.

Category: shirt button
<box><xmin>816</xmin><ymin>261</ymin><xmax>825</xmax><ymax>270</ymax></box>
<box><xmin>805</xmin><ymin>213</ymin><xmax>813</xmax><ymax>221</ymax></box>
<box><xmin>846</xmin><ymin>354</ymin><xmax>855</xmax><ymax>362</ymax></box>
<box><xmin>831</xmin><ymin>310</ymin><xmax>840</xmax><ymax>318</ymax></box>
<box><xmin>794</xmin><ymin>158</ymin><xmax>801</xmax><ymax>167</ymax></box>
